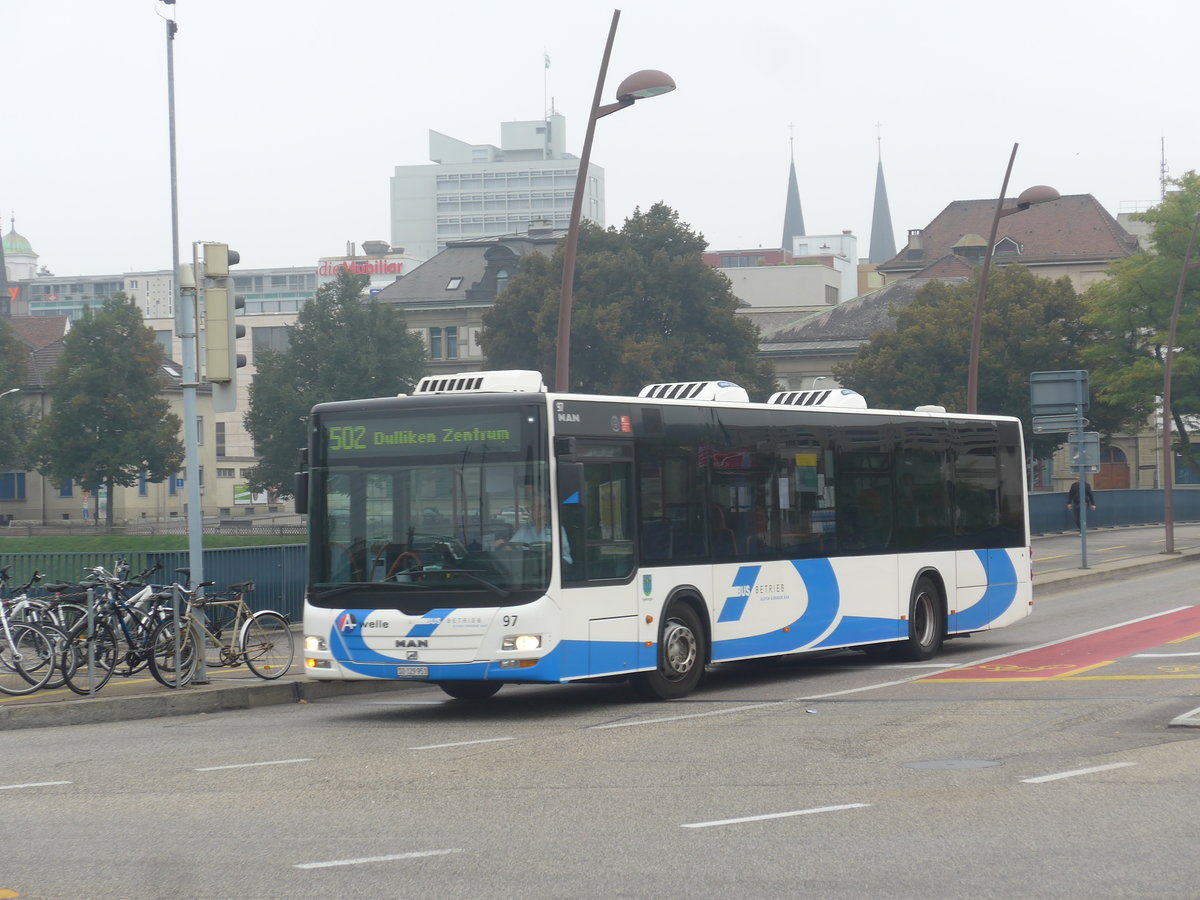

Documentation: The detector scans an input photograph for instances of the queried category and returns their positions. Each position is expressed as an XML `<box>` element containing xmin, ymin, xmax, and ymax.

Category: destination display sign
<box><xmin>322</xmin><ymin>411</ymin><xmax>525</xmax><ymax>459</ymax></box>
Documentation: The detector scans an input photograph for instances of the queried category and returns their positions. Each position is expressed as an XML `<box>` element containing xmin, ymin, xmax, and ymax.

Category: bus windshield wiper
<box><xmin>425</xmin><ymin>569</ymin><xmax>511</xmax><ymax>599</ymax></box>
<box><xmin>310</xmin><ymin>582</ymin><xmax>425</xmax><ymax>602</ymax></box>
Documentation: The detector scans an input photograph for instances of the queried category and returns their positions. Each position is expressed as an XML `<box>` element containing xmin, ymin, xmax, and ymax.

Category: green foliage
<box><xmin>479</xmin><ymin>202</ymin><xmax>776</xmax><ymax>398</ymax></box>
<box><xmin>0</xmin><ymin>317</ymin><xmax>33</xmax><ymax>470</ymax></box>
<box><xmin>243</xmin><ymin>268</ymin><xmax>426</xmax><ymax>495</ymax></box>
<box><xmin>31</xmin><ymin>296</ymin><xmax>184</xmax><ymax>525</ymax></box>
<box><xmin>834</xmin><ymin>266</ymin><xmax>1093</xmax><ymax>452</ymax></box>
<box><xmin>1082</xmin><ymin>171</ymin><xmax>1200</xmax><ymax>476</ymax></box>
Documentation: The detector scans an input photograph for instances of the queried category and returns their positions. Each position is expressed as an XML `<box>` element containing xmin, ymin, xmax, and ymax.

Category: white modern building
<box><xmin>389</xmin><ymin>114</ymin><xmax>604</xmax><ymax>260</ymax></box>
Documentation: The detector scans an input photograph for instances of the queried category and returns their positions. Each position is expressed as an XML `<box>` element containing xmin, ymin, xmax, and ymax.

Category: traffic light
<box><xmin>201</xmin><ymin>242</ymin><xmax>246</xmax><ymax>412</ymax></box>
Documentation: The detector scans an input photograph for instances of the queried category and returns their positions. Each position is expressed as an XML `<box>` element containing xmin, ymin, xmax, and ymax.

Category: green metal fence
<box><xmin>0</xmin><ymin>544</ymin><xmax>307</xmax><ymax>621</ymax></box>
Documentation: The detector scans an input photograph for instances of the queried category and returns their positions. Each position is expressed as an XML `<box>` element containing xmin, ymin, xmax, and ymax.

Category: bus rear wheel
<box><xmin>634</xmin><ymin>602</ymin><xmax>705</xmax><ymax>700</ymax></box>
<box><xmin>897</xmin><ymin>576</ymin><xmax>944</xmax><ymax>661</ymax></box>
<box><xmin>439</xmin><ymin>681</ymin><xmax>502</xmax><ymax>701</ymax></box>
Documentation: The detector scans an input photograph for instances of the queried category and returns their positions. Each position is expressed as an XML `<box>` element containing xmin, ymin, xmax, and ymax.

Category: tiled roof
<box><xmin>762</xmin><ymin>278</ymin><xmax>928</xmax><ymax>345</ymax></box>
<box><xmin>9</xmin><ymin>315</ymin><xmax>68</xmax><ymax>350</ymax></box>
<box><xmin>878</xmin><ymin>193</ymin><xmax>1138</xmax><ymax>274</ymax></box>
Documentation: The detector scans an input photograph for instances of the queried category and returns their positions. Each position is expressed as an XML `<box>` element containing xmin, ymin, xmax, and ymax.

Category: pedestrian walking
<box><xmin>1066</xmin><ymin>480</ymin><xmax>1096</xmax><ymax>530</ymax></box>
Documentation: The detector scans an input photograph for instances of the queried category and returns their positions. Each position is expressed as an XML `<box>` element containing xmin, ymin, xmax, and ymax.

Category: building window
<box><xmin>0</xmin><ymin>473</ymin><xmax>26</xmax><ymax>501</ymax></box>
<box><xmin>429</xmin><ymin>326</ymin><xmax>459</xmax><ymax>361</ymax></box>
<box><xmin>196</xmin><ymin>417</ymin><xmax>203</xmax><ymax>446</ymax></box>
<box><xmin>216</xmin><ymin>422</ymin><xmax>226</xmax><ymax>459</ymax></box>
<box><xmin>252</xmin><ymin>326</ymin><xmax>291</xmax><ymax>362</ymax></box>
<box><xmin>217</xmin><ymin>468</ymin><xmax>235</xmax><ymax>478</ymax></box>
<box><xmin>59</xmin><ymin>479</ymin><xmax>73</xmax><ymax>498</ymax></box>
<box><xmin>495</xmin><ymin>269</ymin><xmax>509</xmax><ymax>294</ymax></box>
<box><xmin>139</xmin><ymin>470</ymin><xmax>148</xmax><ymax>497</ymax></box>
<box><xmin>445</xmin><ymin>277</ymin><xmax>463</xmax><ymax>290</ymax></box>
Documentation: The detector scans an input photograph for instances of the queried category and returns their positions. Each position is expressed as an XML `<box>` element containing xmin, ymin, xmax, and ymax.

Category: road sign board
<box><xmin>1030</xmin><ymin>370</ymin><xmax>1089</xmax><ymax>415</ymax></box>
<box><xmin>1032</xmin><ymin>414</ymin><xmax>1089</xmax><ymax>434</ymax></box>
<box><xmin>1068</xmin><ymin>431</ymin><xmax>1101</xmax><ymax>470</ymax></box>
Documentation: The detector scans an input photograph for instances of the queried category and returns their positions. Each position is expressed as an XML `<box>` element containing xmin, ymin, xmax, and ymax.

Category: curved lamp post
<box><xmin>1162</xmin><ymin>211</ymin><xmax>1200</xmax><ymax>554</ymax></box>
<box><xmin>967</xmin><ymin>142</ymin><xmax>1060</xmax><ymax>413</ymax></box>
<box><xmin>0</xmin><ymin>389</ymin><xmax>20</xmax><ymax>400</ymax></box>
<box><xmin>553</xmin><ymin>10</ymin><xmax>675</xmax><ymax>392</ymax></box>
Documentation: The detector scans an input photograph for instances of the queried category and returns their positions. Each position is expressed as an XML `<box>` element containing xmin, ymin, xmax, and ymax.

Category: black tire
<box><xmin>0</xmin><ymin>623</ymin><xmax>56</xmax><ymax>695</ymax></box>
<box><xmin>897</xmin><ymin>576</ymin><xmax>944</xmax><ymax>662</ymax></box>
<box><xmin>240</xmin><ymin>611</ymin><xmax>294</xmax><ymax>680</ymax></box>
<box><xmin>147</xmin><ymin>617</ymin><xmax>199</xmax><ymax>688</ymax></box>
<box><xmin>439</xmin><ymin>681</ymin><xmax>503</xmax><ymax>701</ymax></box>
<box><xmin>37</xmin><ymin>623</ymin><xmax>71</xmax><ymax>690</ymax></box>
<box><xmin>633</xmin><ymin>602</ymin><xmax>706</xmax><ymax>700</ymax></box>
<box><xmin>61</xmin><ymin>620</ymin><xmax>119</xmax><ymax>695</ymax></box>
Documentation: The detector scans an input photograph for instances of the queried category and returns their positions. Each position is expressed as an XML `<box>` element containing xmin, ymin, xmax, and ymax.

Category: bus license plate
<box><xmin>396</xmin><ymin>665</ymin><xmax>428</xmax><ymax>678</ymax></box>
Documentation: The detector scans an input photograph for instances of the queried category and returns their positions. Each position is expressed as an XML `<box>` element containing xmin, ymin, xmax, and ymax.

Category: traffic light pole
<box><xmin>165</xmin><ymin>10</ymin><xmax>208</xmax><ymax>682</ymax></box>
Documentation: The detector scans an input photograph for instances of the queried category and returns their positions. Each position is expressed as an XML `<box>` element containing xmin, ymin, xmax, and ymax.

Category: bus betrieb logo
<box><xmin>337</xmin><ymin>613</ymin><xmax>358</xmax><ymax>632</ymax></box>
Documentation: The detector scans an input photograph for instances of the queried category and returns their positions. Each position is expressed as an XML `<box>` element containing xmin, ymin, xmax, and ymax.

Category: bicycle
<box><xmin>59</xmin><ymin>563</ymin><xmax>171</xmax><ymax>695</ymax></box>
<box><xmin>0</xmin><ymin>566</ymin><xmax>59</xmax><ymax>696</ymax></box>
<box><xmin>148</xmin><ymin>578</ymin><xmax>294</xmax><ymax>688</ymax></box>
<box><xmin>2</xmin><ymin>569</ymin><xmax>74</xmax><ymax>691</ymax></box>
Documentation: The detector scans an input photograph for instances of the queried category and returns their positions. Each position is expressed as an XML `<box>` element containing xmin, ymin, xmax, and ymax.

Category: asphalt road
<box><xmin>3</xmin><ymin>551</ymin><xmax>1200</xmax><ymax>898</ymax></box>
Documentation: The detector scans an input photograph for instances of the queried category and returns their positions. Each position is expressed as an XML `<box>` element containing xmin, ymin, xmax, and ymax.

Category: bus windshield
<box><xmin>307</xmin><ymin>403</ymin><xmax>551</xmax><ymax>606</ymax></box>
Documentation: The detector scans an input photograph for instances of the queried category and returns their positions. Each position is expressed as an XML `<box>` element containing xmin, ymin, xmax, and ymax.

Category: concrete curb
<box><xmin>1033</xmin><ymin>548</ymin><xmax>1200</xmax><ymax>596</ymax></box>
<box><xmin>0</xmin><ymin>678</ymin><xmax>412</xmax><ymax>732</ymax></box>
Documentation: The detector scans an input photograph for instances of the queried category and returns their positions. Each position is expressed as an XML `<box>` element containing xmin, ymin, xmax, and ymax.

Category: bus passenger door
<box><xmin>557</xmin><ymin>448</ymin><xmax>639</xmax><ymax>677</ymax></box>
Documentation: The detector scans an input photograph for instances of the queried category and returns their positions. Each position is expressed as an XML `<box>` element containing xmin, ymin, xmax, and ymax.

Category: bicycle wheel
<box><xmin>36</xmin><ymin>622</ymin><xmax>71</xmax><ymax>690</ymax></box>
<box><xmin>240</xmin><ymin>611</ymin><xmax>294</xmax><ymax>680</ymax></box>
<box><xmin>147</xmin><ymin>617</ymin><xmax>199</xmax><ymax>689</ymax></box>
<box><xmin>0</xmin><ymin>623</ymin><xmax>56</xmax><ymax>695</ymax></box>
<box><xmin>61</xmin><ymin>620</ymin><xmax>118</xmax><ymax>695</ymax></box>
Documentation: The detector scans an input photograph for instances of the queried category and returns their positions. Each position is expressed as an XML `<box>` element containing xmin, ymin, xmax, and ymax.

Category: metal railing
<box><xmin>0</xmin><ymin>544</ymin><xmax>306</xmax><ymax>621</ymax></box>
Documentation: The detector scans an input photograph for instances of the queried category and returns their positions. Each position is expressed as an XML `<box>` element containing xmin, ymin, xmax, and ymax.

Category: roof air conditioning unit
<box><xmin>638</xmin><ymin>381</ymin><xmax>750</xmax><ymax>402</ymax></box>
<box><xmin>412</xmin><ymin>370</ymin><xmax>546</xmax><ymax>395</ymax></box>
<box><xmin>768</xmin><ymin>388</ymin><xmax>867</xmax><ymax>409</ymax></box>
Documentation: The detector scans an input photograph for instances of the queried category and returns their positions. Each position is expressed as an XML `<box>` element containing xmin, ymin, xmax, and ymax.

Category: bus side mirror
<box><xmin>294</xmin><ymin>471</ymin><xmax>308</xmax><ymax>515</ymax></box>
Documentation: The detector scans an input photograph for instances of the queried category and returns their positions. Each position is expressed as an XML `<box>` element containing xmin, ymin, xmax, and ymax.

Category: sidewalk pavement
<box><xmin>4</xmin><ymin>523</ymin><xmax>1199</xmax><ymax>732</ymax></box>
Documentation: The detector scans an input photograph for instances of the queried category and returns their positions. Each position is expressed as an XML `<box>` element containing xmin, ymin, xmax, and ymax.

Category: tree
<box><xmin>244</xmin><ymin>268</ymin><xmax>426</xmax><ymax>496</ymax></box>
<box><xmin>0</xmin><ymin>318</ymin><xmax>33</xmax><ymax>471</ymax></box>
<box><xmin>479</xmin><ymin>202</ymin><xmax>776</xmax><ymax>398</ymax></box>
<box><xmin>1082</xmin><ymin>172</ymin><xmax>1200</xmax><ymax>478</ymax></box>
<box><xmin>32</xmin><ymin>295</ymin><xmax>184</xmax><ymax>526</ymax></box>
<box><xmin>834</xmin><ymin>265</ymin><xmax>1097</xmax><ymax>452</ymax></box>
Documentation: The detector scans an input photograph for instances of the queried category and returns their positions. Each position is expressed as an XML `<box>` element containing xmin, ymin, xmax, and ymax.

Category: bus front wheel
<box><xmin>898</xmin><ymin>576</ymin><xmax>944</xmax><ymax>661</ymax></box>
<box><xmin>634</xmin><ymin>602</ymin><xmax>706</xmax><ymax>700</ymax></box>
<box><xmin>439</xmin><ymin>681</ymin><xmax>502</xmax><ymax>701</ymax></box>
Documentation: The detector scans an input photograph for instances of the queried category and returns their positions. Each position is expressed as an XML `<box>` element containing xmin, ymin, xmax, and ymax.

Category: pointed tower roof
<box><xmin>781</xmin><ymin>139</ymin><xmax>805</xmax><ymax>251</ymax></box>
<box><xmin>868</xmin><ymin>143</ymin><xmax>896</xmax><ymax>264</ymax></box>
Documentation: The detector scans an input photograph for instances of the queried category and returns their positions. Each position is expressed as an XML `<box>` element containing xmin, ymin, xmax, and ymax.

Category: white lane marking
<box><xmin>410</xmin><ymin>737</ymin><xmax>515</xmax><ymax>750</ymax></box>
<box><xmin>195</xmin><ymin>758</ymin><xmax>314</xmax><ymax>772</ymax></box>
<box><xmin>1170</xmin><ymin>705</ymin><xmax>1200</xmax><ymax>727</ymax></box>
<box><xmin>1021</xmin><ymin>762</ymin><xmax>1135</xmax><ymax>784</ymax></box>
<box><xmin>0</xmin><ymin>780</ymin><xmax>72</xmax><ymax>790</ymax></box>
<box><xmin>682</xmin><ymin>803</ymin><xmax>870</xmax><ymax>829</ymax></box>
<box><xmin>1135</xmin><ymin>652</ymin><xmax>1200</xmax><ymax>657</ymax></box>
<box><xmin>296</xmin><ymin>849</ymin><xmax>464</xmax><ymax>869</ymax></box>
<box><xmin>363</xmin><ymin>700</ymin><xmax>442</xmax><ymax>705</ymax></box>
<box><xmin>591</xmin><ymin>703</ymin><xmax>778</xmax><ymax>730</ymax></box>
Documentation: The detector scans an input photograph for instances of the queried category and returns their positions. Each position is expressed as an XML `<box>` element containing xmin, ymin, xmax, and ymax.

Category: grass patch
<box><xmin>0</xmin><ymin>534</ymin><xmax>306</xmax><ymax>553</ymax></box>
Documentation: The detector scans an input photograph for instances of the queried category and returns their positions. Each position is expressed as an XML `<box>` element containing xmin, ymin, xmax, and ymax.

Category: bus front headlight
<box><xmin>304</xmin><ymin>635</ymin><xmax>328</xmax><ymax>652</ymax></box>
<box><xmin>502</xmin><ymin>634</ymin><xmax>542</xmax><ymax>652</ymax></box>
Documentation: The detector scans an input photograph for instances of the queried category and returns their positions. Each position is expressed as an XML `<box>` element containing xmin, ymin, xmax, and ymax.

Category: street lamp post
<box><xmin>1161</xmin><ymin>211</ymin><xmax>1200</xmax><ymax>554</ymax></box>
<box><xmin>553</xmin><ymin>9</ymin><xmax>675</xmax><ymax>392</ymax></box>
<box><xmin>967</xmin><ymin>142</ymin><xmax>1059</xmax><ymax>413</ymax></box>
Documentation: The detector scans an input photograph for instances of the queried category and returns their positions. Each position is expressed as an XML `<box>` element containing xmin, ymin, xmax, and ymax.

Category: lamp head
<box><xmin>615</xmin><ymin>69</ymin><xmax>676</xmax><ymax>102</ymax></box>
<box><xmin>1015</xmin><ymin>184</ymin><xmax>1060</xmax><ymax>210</ymax></box>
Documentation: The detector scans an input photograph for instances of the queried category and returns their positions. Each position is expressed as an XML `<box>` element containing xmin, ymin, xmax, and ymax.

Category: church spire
<box><xmin>868</xmin><ymin>127</ymin><xmax>896</xmax><ymax>264</ymax></box>
<box><xmin>781</xmin><ymin>127</ymin><xmax>805</xmax><ymax>251</ymax></box>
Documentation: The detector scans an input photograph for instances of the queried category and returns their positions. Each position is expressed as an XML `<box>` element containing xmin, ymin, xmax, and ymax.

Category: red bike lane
<box><xmin>924</xmin><ymin>605</ymin><xmax>1200</xmax><ymax>682</ymax></box>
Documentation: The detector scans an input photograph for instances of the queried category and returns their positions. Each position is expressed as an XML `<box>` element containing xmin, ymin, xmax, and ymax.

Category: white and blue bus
<box><xmin>300</xmin><ymin>370</ymin><xmax>1031</xmax><ymax>700</ymax></box>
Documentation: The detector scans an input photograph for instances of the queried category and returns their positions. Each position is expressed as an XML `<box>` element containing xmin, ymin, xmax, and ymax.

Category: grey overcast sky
<box><xmin>3</xmin><ymin>0</ymin><xmax>1196</xmax><ymax>276</ymax></box>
